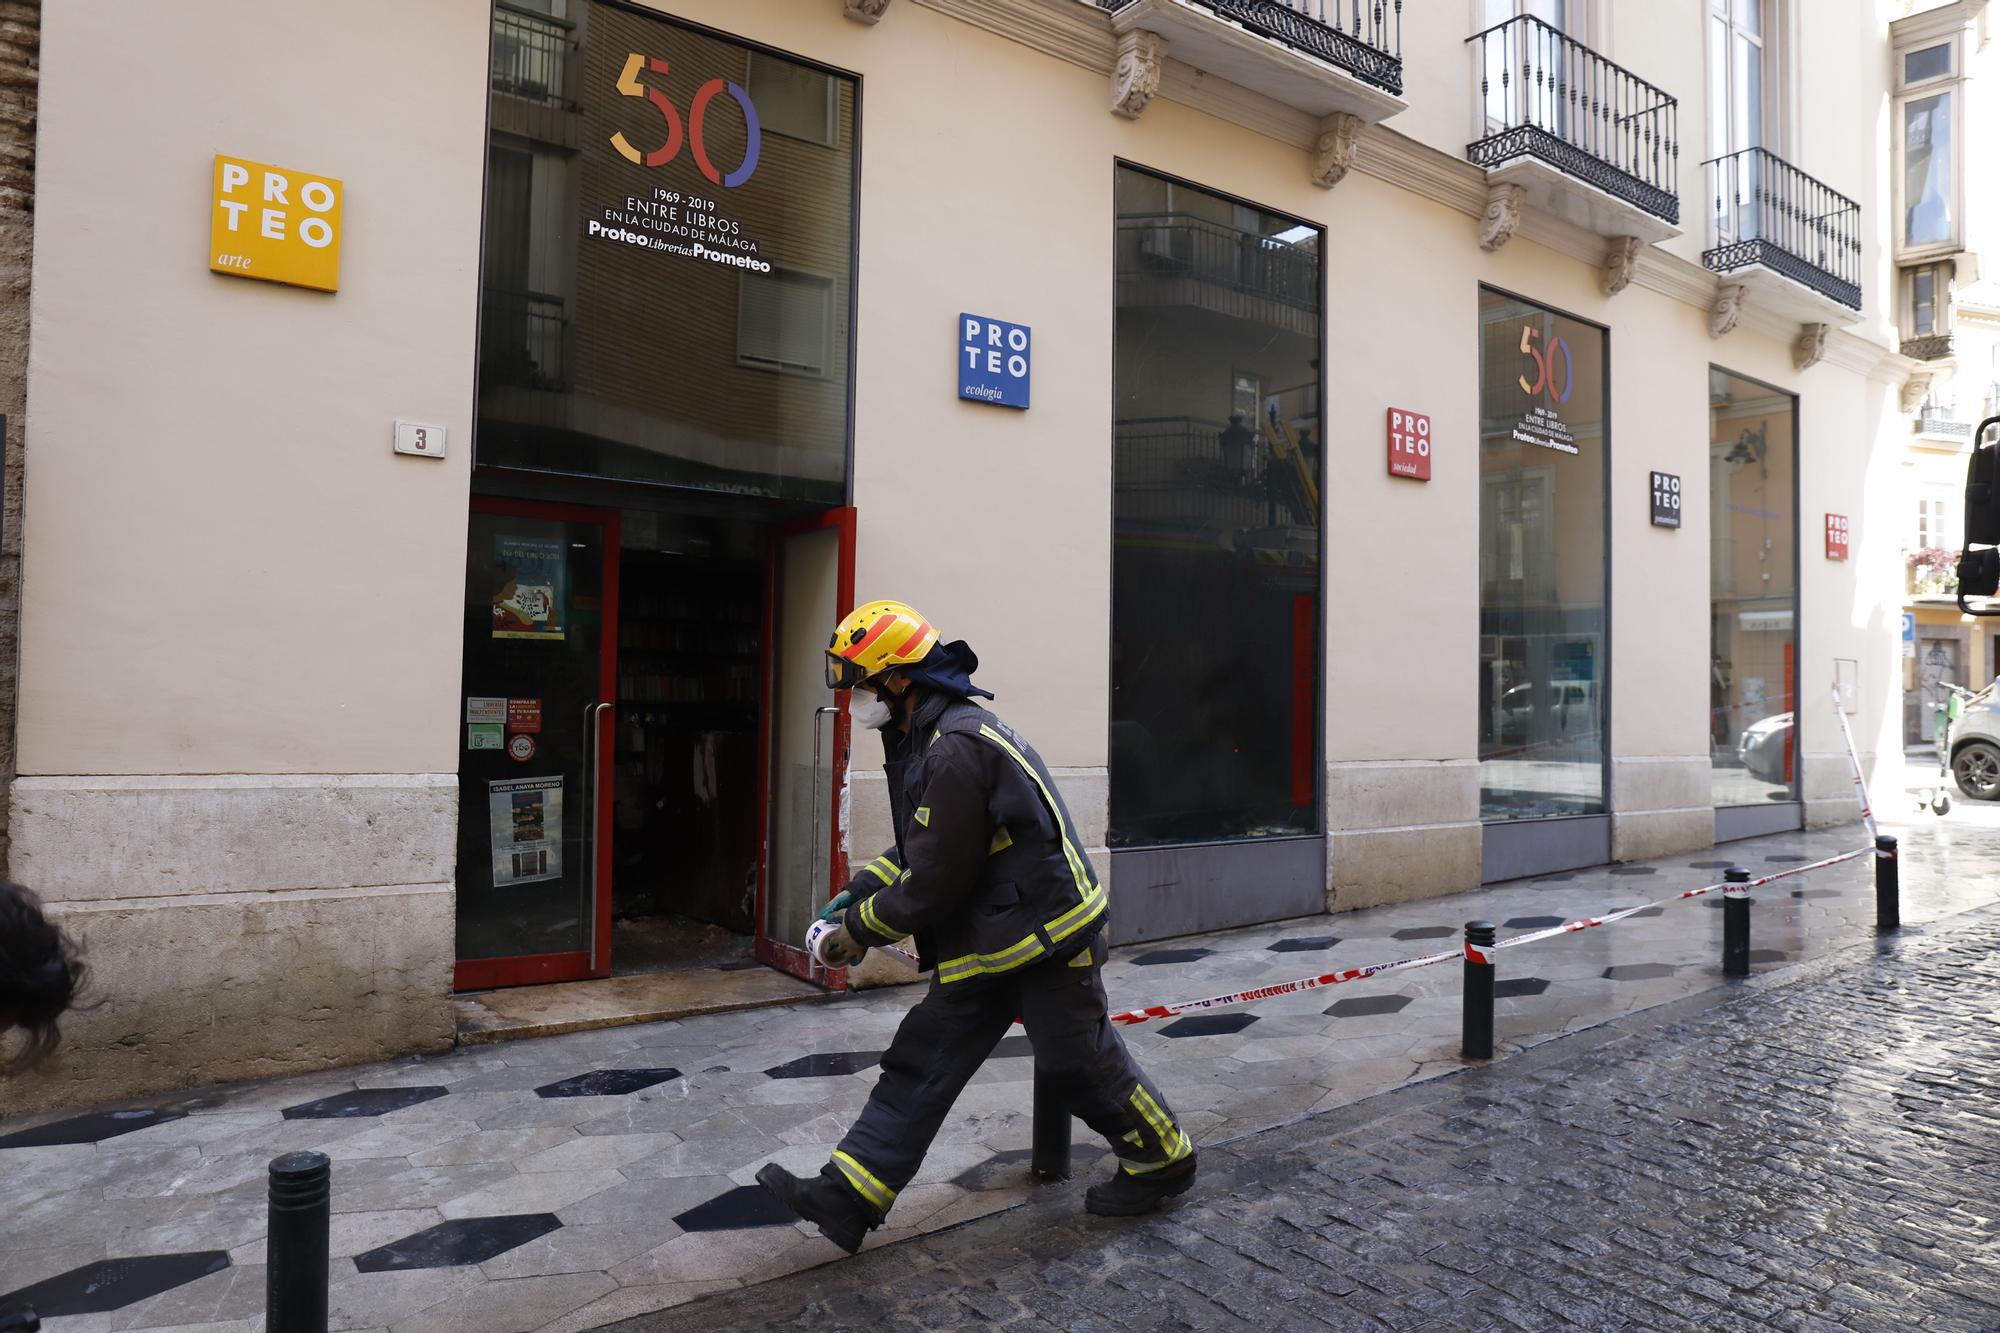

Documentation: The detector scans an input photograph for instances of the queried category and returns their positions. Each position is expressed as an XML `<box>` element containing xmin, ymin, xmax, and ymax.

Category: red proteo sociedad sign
<box><xmin>1388</xmin><ymin>408</ymin><xmax>1431</xmax><ymax>481</ymax></box>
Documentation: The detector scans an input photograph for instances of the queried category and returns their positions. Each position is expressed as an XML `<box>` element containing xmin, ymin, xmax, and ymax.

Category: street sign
<box><xmin>1903</xmin><ymin>611</ymin><xmax>1916</xmax><ymax>659</ymax></box>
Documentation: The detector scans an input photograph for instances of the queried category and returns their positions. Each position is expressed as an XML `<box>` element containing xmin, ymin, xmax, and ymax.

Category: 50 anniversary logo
<box><xmin>608</xmin><ymin>53</ymin><xmax>761</xmax><ymax>187</ymax></box>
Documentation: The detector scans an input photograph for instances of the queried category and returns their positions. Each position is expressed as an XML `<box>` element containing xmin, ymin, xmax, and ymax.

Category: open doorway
<box><xmin>608</xmin><ymin>509</ymin><xmax>762</xmax><ymax>976</ymax></box>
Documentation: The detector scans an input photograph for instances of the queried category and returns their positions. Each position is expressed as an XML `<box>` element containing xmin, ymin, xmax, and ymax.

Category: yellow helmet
<box><xmin>825</xmin><ymin>599</ymin><xmax>939</xmax><ymax>690</ymax></box>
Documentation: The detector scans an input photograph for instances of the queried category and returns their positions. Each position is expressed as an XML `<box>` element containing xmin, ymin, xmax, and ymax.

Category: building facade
<box><xmin>3</xmin><ymin>0</ymin><xmax>1930</xmax><ymax>1111</ymax></box>
<box><xmin>1891</xmin><ymin>2</ymin><xmax>1998</xmax><ymax>746</ymax></box>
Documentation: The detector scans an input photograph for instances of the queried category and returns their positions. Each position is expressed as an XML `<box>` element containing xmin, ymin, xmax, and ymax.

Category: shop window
<box><xmin>1709</xmin><ymin>369</ymin><xmax>1797</xmax><ymax>809</ymax></box>
<box><xmin>737</xmin><ymin>268</ymin><xmax>833</xmax><ymax>377</ymax></box>
<box><xmin>1895</xmin><ymin>29</ymin><xmax>1963</xmax><ymax>258</ymax></box>
<box><xmin>1477</xmin><ymin>290</ymin><xmax>1608</xmax><ymax>823</ymax></box>
<box><xmin>1110</xmin><ymin>165</ymin><xmax>1323</xmax><ymax>848</ymax></box>
<box><xmin>746</xmin><ymin>52</ymin><xmax>836</xmax><ymax>147</ymax></box>
<box><xmin>475</xmin><ymin>3</ymin><xmax>857</xmax><ymax>503</ymax></box>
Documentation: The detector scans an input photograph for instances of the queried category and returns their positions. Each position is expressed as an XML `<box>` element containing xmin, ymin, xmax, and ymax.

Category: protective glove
<box><xmin>806</xmin><ymin>918</ymin><xmax>868</xmax><ymax>968</ymax></box>
<box><xmin>816</xmin><ymin>890</ymin><xmax>855</xmax><ymax>923</ymax></box>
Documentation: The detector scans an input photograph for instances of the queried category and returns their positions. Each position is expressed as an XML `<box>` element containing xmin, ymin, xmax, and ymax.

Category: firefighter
<box><xmin>756</xmin><ymin>600</ymin><xmax>1195</xmax><ymax>1254</ymax></box>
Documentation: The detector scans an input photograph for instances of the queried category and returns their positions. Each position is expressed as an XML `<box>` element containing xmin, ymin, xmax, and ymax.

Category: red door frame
<box><xmin>454</xmin><ymin>496</ymin><xmax>622</xmax><ymax>992</ymax></box>
<box><xmin>754</xmin><ymin>506</ymin><xmax>856</xmax><ymax>985</ymax></box>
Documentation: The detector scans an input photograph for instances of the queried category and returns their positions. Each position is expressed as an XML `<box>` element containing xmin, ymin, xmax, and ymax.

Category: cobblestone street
<box><xmin>619</xmin><ymin>905</ymin><xmax>2000</xmax><ymax>1333</ymax></box>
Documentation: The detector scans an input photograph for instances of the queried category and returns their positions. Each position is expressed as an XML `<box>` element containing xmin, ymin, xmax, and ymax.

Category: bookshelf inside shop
<box><xmin>613</xmin><ymin>552</ymin><xmax>760</xmax><ymax>939</ymax></box>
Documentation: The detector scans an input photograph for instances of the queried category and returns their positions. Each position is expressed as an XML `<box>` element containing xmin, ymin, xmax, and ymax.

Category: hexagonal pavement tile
<box><xmin>0</xmin><ymin>1252</ymin><xmax>230</xmax><ymax>1317</ymax></box>
<box><xmin>1131</xmin><ymin>949</ymin><xmax>1213</xmax><ymax>966</ymax></box>
<box><xmin>1602</xmin><ymin>963</ymin><xmax>1677</xmax><ymax>981</ymax></box>
<box><xmin>353</xmin><ymin>1214</ymin><xmax>562</xmax><ymax>1273</ymax></box>
<box><xmin>281</xmin><ymin>1087</ymin><xmax>450</xmax><ymax>1120</ymax></box>
<box><xmin>1390</xmin><ymin>926</ymin><xmax>1454</xmax><ymax>941</ymax></box>
<box><xmin>533</xmin><ymin>1068</ymin><xmax>683</xmax><ymax>1098</ymax></box>
<box><xmin>1267</xmin><ymin>936</ymin><xmax>1339</xmax><ymax>953</ymax></box>
<box><xmin>672</xmin><ymin>1185</ymin><xmax>799</xmax><ymax>1232</ymax></box>
<box><xmin>1159</xmin><ymin>1014</ymin><xmax>1258</xmax><ymax>1038</ymax></box>
<box><xmin>1324</xmin><ymin>994</ymin><xmax>1412</xmax><ymax>1018</ymax></box>
<box><xmin>0</xmin><ymin>1107</ymin><xmax>185</xmax><ymax>1149</ymax></box>
<box><xmin>1502</xmin><ymin>916</ymin><xmax>1565</xmax><ymax>929</ymax></box>
<box><xmin>1689</xmin><ymin>859</ymin><xmax>1733</xmax><ymax>869</ymax></box>
<box><xmin>762</xmin><ymin>1052</ymin><xmax>883</xmax><ymax>1079</ymax></box>
<box><xmin>1492</xmin><ymin>977</ymin><xmax>1551</xmax><ymax>998</ymax></box>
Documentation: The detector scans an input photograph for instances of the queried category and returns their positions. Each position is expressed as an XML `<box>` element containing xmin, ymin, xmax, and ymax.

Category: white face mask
<box><xmin>851</xmin><ymin>688</ymin><xmax>894</xmax><ymax>731</ymax></box>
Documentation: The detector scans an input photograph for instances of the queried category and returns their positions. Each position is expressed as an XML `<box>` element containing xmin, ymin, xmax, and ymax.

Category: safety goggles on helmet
<box><xmin>824</xmin><ymin>599</ymin><xmax>940</xmax><ymax>692</ymax></box>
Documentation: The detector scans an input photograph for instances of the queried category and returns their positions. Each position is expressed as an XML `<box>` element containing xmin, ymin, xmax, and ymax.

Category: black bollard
<box><xmin>1030</xmin><ymin>1066</ymin><xmax>1071</xmax><ymax>1182</ymax></box>
<box><xmin>1875</xmin><ymin>834</ymin><xmax>1900</xmax><ymax>931</ymax></box>
<box><xmin>1722</xmin><ymin>867</ymin><xmax>1751</xmax><ymax>977</ymax></box>
<box><xmin>1461</xmin><ymin>921</ymin><xmax>1496</xmax><ymax>1061</ymax></box>
<box><xmin>267</xmin><ymin>1151</ymin><xmax>330</xmax><ymax>1333</ymax></box>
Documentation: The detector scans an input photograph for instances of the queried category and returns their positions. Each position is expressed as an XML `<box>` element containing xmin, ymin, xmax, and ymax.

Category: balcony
<box><xmin>481</xmin><ymin>290</ymin><xmax>569</xmax><ymax>393</ymax></box>
<box><xmin>1902</xmin><ymin>333</ymin><xmax>1955</xmax><ymax>361</ymax></box>
<box><xmin>1115</xmin><ymin>213</ymin><xmax>1319</xmax><ymax>336</ymax></box>
<box><xmin>1703</xmin><ymin>148</ymin><xmax>1862</xmax><ymax>326</ymax></box>
<box><xmin>1465</xmin><ymin>15</ymin><xmax>1679</xmax><ymax>248</ymax></box>
<box><xmin>490</xmin><ymin>3</ymin><xmax>580</xmax><ymax>146</ymax></box>
<box><xmin>1096</xmin><ymin>0</ymin><xmax>1404</xmax><ymax>126</ymax></box>
<box><xmin>1915</xmin><ymin>403</ymin><xmax>1973</xmax><ymax>442</ymax></box>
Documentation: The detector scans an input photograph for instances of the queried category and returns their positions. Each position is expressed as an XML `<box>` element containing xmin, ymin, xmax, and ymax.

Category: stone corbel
<box><xmin>1600</xmin><ymin>236</ymin><xmax>1642</xmax><ymax>297</ymax></box>
<box><xmin>1110</xmin><ymin>31</ymin><xmax>1167</xmax><ymax>120</ymax></box>
<box><xmin>1310</xmin><ymin>112</ymin><xmax>1363</xmax><ymax>190</ymax></box>
<box><xmin>1709</xmin><ymin>283</ymin><xmax>1745</xmax><ymax>338</ymax></box>
<box><xmin>843</xmin><ymin>0</ymin><xmax>890</xmax><ymax>22</ymax></box>
<box><xmin>1901</xmin><ymin>373</ymin><xmax>1934</xmax><ymax>415</ymax></box>
<box><xmin>1478</xmin><ymin>183</ymin><xmax>1523</xmax><ymax>252</ymax></box>
<box><xmin>1793</xmin><ymin>323</ymin><xmax>1828</xmax><ymax>372</ymax></box>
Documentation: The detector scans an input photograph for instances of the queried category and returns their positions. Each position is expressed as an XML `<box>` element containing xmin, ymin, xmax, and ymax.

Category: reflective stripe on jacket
<box><xmin>842</xmin><ymin>695</ymin><xmax>1106</xmax><ymax>985</ymax></box>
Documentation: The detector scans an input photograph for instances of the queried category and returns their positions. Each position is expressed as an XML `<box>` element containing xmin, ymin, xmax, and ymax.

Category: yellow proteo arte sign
<box><xmin>209</xmin><ymin>155</ymin><xmax>343</xmax><ymax>292</ymax></box>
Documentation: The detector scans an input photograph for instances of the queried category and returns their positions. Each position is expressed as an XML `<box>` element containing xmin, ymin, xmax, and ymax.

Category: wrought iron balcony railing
<box><xmin>1916</xmin><ymin>405</ymin><xmax>1973</xmax><ymax>440</ymax></box>
<box><xmin>1096</xmin><ymin>0</ymin><xmax>1402</xmax><ymax>96</ymax></box>
<box><xmin>482</xmin><ymin>289</ymin><xmax>569</xmax><ymax>391</ymax></box>
<box><xmin>1703</xmin><ymin>148</ymin><xmax>1862</xmax><ymax>310</ymax></box>
<box><xmin>1901</xmin><ymin>333</ymin><xmax>1954</xmax><ymax>361</ymax></box>
<box><xmin>1117</xmin><ymin>212</ymin><xmax>1320</xmax><ymax>315</ymax></box>
<box><xmin>1466</xmin><ymin>15</ymin><xmax>1678</xmax><ymax>224</ymax></box>
<box><xmin>492</xmin><ymin>2</ymin><xmax>575</xmax><ymax>108</ymax></box>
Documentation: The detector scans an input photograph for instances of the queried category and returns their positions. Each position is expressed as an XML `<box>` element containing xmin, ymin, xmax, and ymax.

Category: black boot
<box><xmin>756</xmin><ymin>1162</ymin><xmax>883</xmax><ymax>1254</ymax></box>
<box><xmin>1084</xmin><ymin>1153</ymin><xmax>1197</xmax><ymax>1217</ymax></box>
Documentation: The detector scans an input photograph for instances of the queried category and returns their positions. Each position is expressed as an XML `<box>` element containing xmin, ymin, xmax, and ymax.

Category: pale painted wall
<box><xmin>18</xmin><ymin>0</ymin><xmax>489</xmax><ymax>779</ymax></box>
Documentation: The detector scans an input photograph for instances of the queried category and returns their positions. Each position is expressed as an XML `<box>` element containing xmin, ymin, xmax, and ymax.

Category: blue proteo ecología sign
<box><xmin>958</xmin><ymin>313</ymin><xmax>1030</xmax><ymax>410</ymax></box>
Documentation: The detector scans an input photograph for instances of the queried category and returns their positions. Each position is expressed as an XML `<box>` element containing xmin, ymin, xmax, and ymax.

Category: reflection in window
<box><xmin>1110</xmin><ymin>165</ymin><xmax>1322</xmax><ymax>848</ymax></box>
<box><xmin>1709</xmin><ymin>369</ymin><xmax>1797</xmax><ymax>808</ymax></box>
<box><xmin>477</xmin><ymin>4</ymin><xmax>856</xmax><ymax>502</ymax></box>
<box><xmin>1477</xmin><ymin>290</ymin><xmax>1608</xmax><ymax>822</ymax></box>
<box><xmin>1904</xmin><ymin>91</ymin><xmax>1953</xmax><ymax>248</ymax></box>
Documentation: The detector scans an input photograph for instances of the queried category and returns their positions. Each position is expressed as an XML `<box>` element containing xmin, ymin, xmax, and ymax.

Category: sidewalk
<box><xmin>2</xmin><ymin>811</ymin><xmax>1995</xmax><ymax>1332</ymax></box>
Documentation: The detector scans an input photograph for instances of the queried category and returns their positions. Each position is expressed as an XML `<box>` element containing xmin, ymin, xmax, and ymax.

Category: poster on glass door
<box><xmin>492</xmin><ymin>535</ymin><xmax>568</xmax><ymax>641</ymax></box>
<box><xmin>489</xmin><ymin>776</ymin><xmax>563</xmax><ymax>887</ymax></box>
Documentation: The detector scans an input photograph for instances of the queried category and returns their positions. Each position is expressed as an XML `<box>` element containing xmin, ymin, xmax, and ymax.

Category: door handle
<box><xmin>583</xmin><ymin>700</ymin><xmax>613</xmax><ymax>971</ymax></box>
<box><xmin>809</xmin><ymin>704</ymin><xmax>838</xmax><ymax>965</ymax></box>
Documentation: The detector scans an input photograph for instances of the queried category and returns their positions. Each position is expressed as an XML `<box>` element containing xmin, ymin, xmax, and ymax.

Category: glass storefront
<box><xmin>1709</xmin><ymin>369</ymin><xmax>1797</xmax><ymax>807</ymax></box>
<box><xmin>1109</xmin><ymin>165</ymin><xmax>1323</xmax><ymax>847</ymax></box>
<box><xmin>1477</xmin><ymin>289</ymin><xmax>1609</xmax><ymax>822</ymax></box>
<box><xmin>478</xmin><ymin>1</ymin><xmax>858</xmax><ymax>502</ymax></box>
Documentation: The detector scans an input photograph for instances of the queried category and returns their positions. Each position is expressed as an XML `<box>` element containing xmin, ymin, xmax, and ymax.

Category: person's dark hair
<box><xmin>0</xmin><ymin>882</ymin><xmax>85</xmax><ymax>1072</ymax></box>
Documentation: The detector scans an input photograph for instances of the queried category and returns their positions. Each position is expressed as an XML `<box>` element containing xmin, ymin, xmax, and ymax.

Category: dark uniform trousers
<box><xmin>829</xmin><ymin>931</ymin><xmax>1191</xmax><ymax>1215</ymax></box>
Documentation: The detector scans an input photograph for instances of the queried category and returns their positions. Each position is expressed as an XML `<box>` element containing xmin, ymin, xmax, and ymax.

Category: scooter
<box><xmin>1917</xmin><ymin>680</ymin><xmax>1977</xmax><ymax>815</ymax></box>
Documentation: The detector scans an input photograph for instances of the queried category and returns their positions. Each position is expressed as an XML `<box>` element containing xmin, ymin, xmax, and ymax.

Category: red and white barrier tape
<box><xmin>1461</xmin><ymin>843</ymin><xmax>1877</xmax><ymax>963</ymax></box>
<box><xmin>1105</xmin><ymin>945</ymin><xmax>1462</xmax><ymax>1028</ymax></box>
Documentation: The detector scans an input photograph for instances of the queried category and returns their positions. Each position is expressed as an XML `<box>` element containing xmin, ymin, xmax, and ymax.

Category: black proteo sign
<box><xmin>1650</xmin><ymin>471</ymin><xmax>1682</xmax><ymax>528</ymax></box>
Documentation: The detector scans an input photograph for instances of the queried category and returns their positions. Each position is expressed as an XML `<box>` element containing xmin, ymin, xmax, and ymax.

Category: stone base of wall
<box><xmin>1326</xmin><ymin>759</ymin><xmax>1481</xmax><ymax>910</ymax></box>
<box><xmin>1610</xmin><ymin>756</ymin><xmax>1715</xmax><ymax>862</ymax></box>
<box><xmin>1</xmin><ymin>774</ymin><xmax>457</xmax><ymax>1115</ymax></box>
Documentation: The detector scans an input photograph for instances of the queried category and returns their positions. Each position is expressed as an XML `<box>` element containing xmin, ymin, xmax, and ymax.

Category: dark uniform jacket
<box><xmin>841</xmin><ymin>693</ymin><xmax>1107</xmax><ymax>986</ymax></box>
